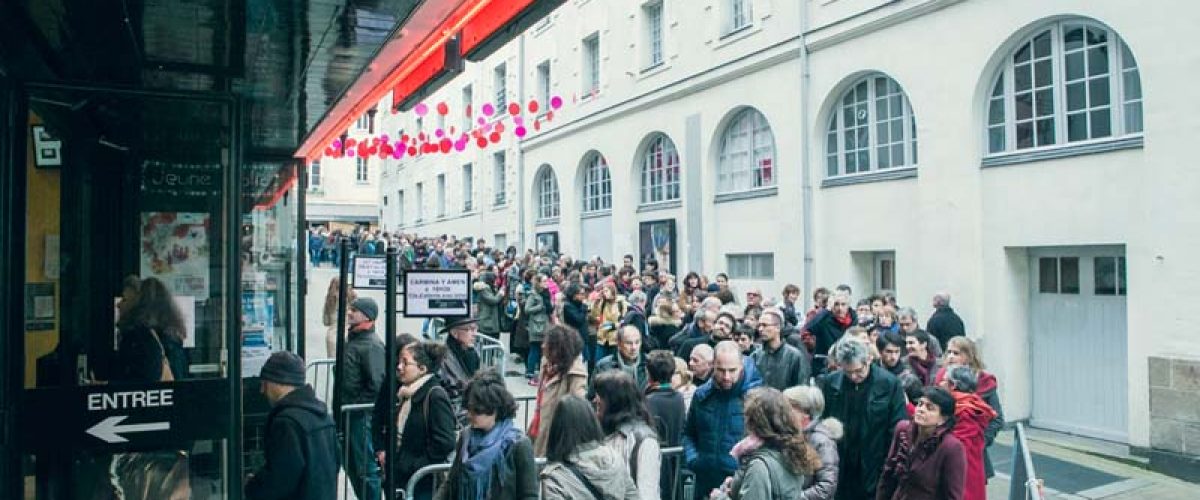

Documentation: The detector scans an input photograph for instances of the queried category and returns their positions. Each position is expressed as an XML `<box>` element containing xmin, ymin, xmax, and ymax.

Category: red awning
<box><xmin>295</xmin><ymin>0</ymin><xmax>548</xmax><ymax>162</ymax></box>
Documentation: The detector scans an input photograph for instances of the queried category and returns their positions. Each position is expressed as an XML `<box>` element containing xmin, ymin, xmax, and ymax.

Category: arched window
<box><xmin>717</xmin><ymin>108</ymin><xmax>776</xmax><ymax>193</ymax></box>
<box><xmin>581</xmin><ymin>153</ymin><xmax>612</xmax><ymax>213</ymax></box>
<box><xmin>825</xmin><ymin>75</ymin><xmax>918</xmax><ymax>176</ymax></box>
<box><xmin>535</xmin><ymin>165</ymin><xmax>560</xmax><ymax>221</ymax></box>
<box><xmin>986</xmin><ymin>20</ymin><xmax>1142</xmax><ymax>154</ymax></box>
<box><xmin>641</xmin><ymin>134</ymin><xmax>681</xmax><ymax>205</ymax></box>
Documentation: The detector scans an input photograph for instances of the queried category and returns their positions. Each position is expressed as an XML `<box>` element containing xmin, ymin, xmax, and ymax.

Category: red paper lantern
<box><xmin>528</xmin><ymin>100</ymin><xmax>539</xmax><ymax>114</ymax></box>
<box><xmin>476</xmin><ymin>137</ymin><xmax>488</xmax><ymax>148</ymax></box>
<box><xmin>407</xmin><ymin>146</ymin><xmax>418</xmax><ymax>156</ymax></box>
<box><xmin>508</xmin><ymin>103</ymin><xmax>520</xmax><ymax>116</ymax></box>
<box><xmin>436</xmin><ymin>102</ymin><xmax>449</xmax><ymax>115</ymax></box>
<box><xmin>489</xmin><ymin>132</ymin><xmax>501</xmax><ymax>143</ymax></box>
<box><xmin>439</xmin><ymin>138</ymin><xmax>453</xmax><ymax>153</ymax></box>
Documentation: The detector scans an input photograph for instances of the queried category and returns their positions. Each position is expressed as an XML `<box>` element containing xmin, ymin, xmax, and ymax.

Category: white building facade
<box><xmin>370</xmin><ymin>0</ymin><xmax>1200</xmax><ymax>476</ymax></box>
<box><xmin>305</xmin><ymin>112</ymin><xmax>386</xmax><ymax>229</ymax></box>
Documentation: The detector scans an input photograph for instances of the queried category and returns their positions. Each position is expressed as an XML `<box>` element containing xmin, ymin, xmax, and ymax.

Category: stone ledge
<box><xmin>1149</xmin><ymin>448</ymin><xmax>1200</xmax><ymax>483</ymax></box>
<box><xmin>1150</xmin><ymin>387</ymin><xmax>1200</xmax><ymax>422</ymax></box>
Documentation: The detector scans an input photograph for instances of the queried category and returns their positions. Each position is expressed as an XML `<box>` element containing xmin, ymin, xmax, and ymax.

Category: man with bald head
<box><xmin>683</xmin><ymin>341</ymin><xmax>762</xmax><ymax>499</ymax></box>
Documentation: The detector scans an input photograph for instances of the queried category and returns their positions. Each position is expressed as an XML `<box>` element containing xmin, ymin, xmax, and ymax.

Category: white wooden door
<box><xmin>1029</xmin><ymin>246</ymin><xmax>1128</xmax><ymax>441</ymax></box>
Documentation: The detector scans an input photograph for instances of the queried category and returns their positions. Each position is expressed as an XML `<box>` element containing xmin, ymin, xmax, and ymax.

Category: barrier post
<box><xmin>1009</xmin><ymin>423</ymin><xmax>1044</xmax><ymax>500</ymax></box>
<box><xmin>384</xmin><ymin>246</ymin><xmax>399</xmax><ymax>499</ymax></box>
<box><xmin>332</xmin><ymin>237</ymin><xmax>350</xmax><ymax>422</ymax></box>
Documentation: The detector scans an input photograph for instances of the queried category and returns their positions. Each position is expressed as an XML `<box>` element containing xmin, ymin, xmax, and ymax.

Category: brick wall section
<box><xmin>1149</xmin><ymin>356</ymin><xmax>1200</xmax><ymax>455</ymax></box>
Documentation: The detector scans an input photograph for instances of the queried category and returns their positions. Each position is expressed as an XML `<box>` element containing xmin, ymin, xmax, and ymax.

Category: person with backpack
<box><xmin>391</xmin><ymin>342</ymin><xmax>457</xmax><ymax>500</ymax></box>
<box><xmin>711</xmin><ymin>387</ymin><xmax>821</xmax><ymax>500</ymax></box>
<box><xmin>592</xmin><ymin>371</ymin><xmax>661</xmax><ymax>500</ymax></box>
<box><xmin>539</xmin><ymin>395</ymin><xmax>640</xmax><ymax>500</ymax></box>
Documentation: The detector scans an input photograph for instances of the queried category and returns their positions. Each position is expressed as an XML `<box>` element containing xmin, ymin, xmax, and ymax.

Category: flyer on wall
<box><xmin>139</xmin><ymin>212</ymin><xmax>211</xmax><ymax>299</ymax></box>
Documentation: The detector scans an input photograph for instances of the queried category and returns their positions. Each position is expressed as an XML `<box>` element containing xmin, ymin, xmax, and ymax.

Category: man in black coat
<box><xmin>622</xmin><ymin>290</ymin><xmax>651</xmax><ymax>347</ymax></box>
<box><xmin>645</xmin><ymin>350</ymin><xmax>685</xmax><ymax>499</ymax></box>
<box><xmin>752</xmin><ymin>308</ymin><xmax>811</xmax><ymax>390</ymax></box>
<box><xmin>340</xmin><ymin>298</ymin><xmax>385</xmax><ymax>500</ymax></box>
<box><xmin>926</xmin><ymin>291</ymin><xmax>966</xmax><ymax>349</ymax></box>
<box><xmin>819</xmin><ymin>337</ymin><xmax>907</xmax><ymax>500</ymax></box>
<box><xmin>247</xmin><ymin>352</ymin><xmax>340</xmax><ymax>500</ymax></box>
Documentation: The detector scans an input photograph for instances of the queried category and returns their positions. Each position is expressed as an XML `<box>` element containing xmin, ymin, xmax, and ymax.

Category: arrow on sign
<box><xmin>86</xmin><ymin>416</ymin><xmax>171</xmax><ymax>443</ymax></box>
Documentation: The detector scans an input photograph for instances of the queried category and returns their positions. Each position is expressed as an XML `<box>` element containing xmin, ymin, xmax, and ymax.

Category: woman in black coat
<box><xmin>561</xmin><ymin>283</ymin><xmax>592</xmax><ymax>371</ymax></box>
<box><xmin>391</xmin><ymin>342</ymin><xmax>458</xmax><ymax>500</ymax></box>
<box><xmin>113</xmin><ymin>277</ymin><xmax>189</xmax><ymax>382</ymax></box>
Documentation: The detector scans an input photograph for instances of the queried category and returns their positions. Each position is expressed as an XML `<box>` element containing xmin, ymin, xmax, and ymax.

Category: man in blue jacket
<box><xmin>682</xmin><ymin>340</ymin><xmax>762</xmax><ymax>499</ymax></box>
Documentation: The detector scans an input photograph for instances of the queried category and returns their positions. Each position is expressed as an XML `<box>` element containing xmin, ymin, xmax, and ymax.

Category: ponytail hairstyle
<box><xmin>743</xmin><ymin>387</ymin><xmax>821</xmax><ymax>475</ymax></box>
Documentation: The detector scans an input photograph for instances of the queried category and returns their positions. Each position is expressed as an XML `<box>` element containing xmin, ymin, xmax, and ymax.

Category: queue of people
<box><xmin>246</xmin><ymin>232</ymin><xmax>1004</xmax><ymax>500</ymax></box>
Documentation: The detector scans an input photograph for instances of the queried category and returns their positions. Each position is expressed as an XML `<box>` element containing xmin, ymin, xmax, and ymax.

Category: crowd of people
<box><xmin>255</xmin><ymin>231</ymin><xmax>1005</xmax><ymax>500</ymax></box>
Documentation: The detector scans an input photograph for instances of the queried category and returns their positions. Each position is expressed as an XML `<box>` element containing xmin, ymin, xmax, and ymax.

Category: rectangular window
<box><xmin>308</xmin><ymin>161</ymin><xmax>321</xmax><ymax>189</ymax></box>
<box><xmin>726</xmin><ymin>253</ymin><xmax>774</xmax><ymax>280</ymax></box>
<box><xmin>462</xmin><ymin>163</ymin><xmax>473</xmax><ymax>212</ymax></box>
<box><xmin>398</xmin><ymin>190</ymin><xmax>405</xmax><ymax>225</ymax></box>
<box><xmin>356</xmin><ymin>157</ymin><xmax>369</xmax><ymax>183</ymax></box>
<box><xmin>727</xmin><ymin>0</ymin><xmax>752</xmax><ymax>34</ymax></box>
<box><xmin>494</xmin><ymin>63</ymin><xmax>507</xmax><ymax>109</ymax></box>
<box><xmin>493</xmin><ymin>233</ymin><xmax>507</xmax><ymax>251</ymax></box>
<box><xmin>1038</xmin><ymin>256</ymin><xmax>1080</xmax><ymax>294</ymax></box>
<box><xmin>877</xmin><ymin>254</ymin><xmax>895</xmax><ymax>292</ymax></box>
<box><xmin>1039</xmin><ymin>257</ymin><xmax>1058</xmax><ymax>293</ymax></box>
<box><xmin>356</xmin><ymin>114</ymin><xmax>369</xmax><ymax>130</ymax></box>
<box><xmin>462</xmin><ymin>85</ymin><xmax>473</xmax><ymax>129</ymax></box>
<box><xmin>416</xmin><ymin>117</ymin><xmax>423</xmax><ymax>135</ymax></box>
<box><xmin>436</xmin><ymin>174</ymin><xmax>446</xmax><ymax>217</ymax></box>
<box><xmin>537</xmin><ymin>61</ymin><xmax>551</xmax><ymax>113</ymax></box>
<box><xmin>415</xmin><ymin>183</ymin><xmax>424</xmax><ymax>221</ymax></box>
<box><xmin>645</xmin><ymin>2</ymin><xmax>664</xmax><ymax>68</ymax></box>
<box><xmin>1094</xmin><ymin>256</ymin><xmax>1127</xmax><ymax>295</ymax></box>
<box><xmin>493</xmin><ymin>152</ymin><xmax>507</xmax><ymax>206</ymax></box>
<box><xmin>583</xmin><ymin>34</ymin><xmax>600</xmax><ymax>96</ymax></box>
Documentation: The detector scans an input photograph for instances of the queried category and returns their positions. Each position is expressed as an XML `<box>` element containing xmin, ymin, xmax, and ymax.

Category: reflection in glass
<box><xmin>108</xmin><ymin>451</ymin><xmax>191</xmax><ymax>500</ymax></box>
<box><xmin>1039</xmin><ymin>257</ymin><xmax>1058</xmax><ymax>293</ymax></box>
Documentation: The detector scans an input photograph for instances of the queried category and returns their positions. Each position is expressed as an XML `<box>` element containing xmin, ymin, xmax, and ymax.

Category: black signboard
<box><xmin>19</xmin><ymin>380</ymin><xmax>230</xmax><ymax>452</ymax></box>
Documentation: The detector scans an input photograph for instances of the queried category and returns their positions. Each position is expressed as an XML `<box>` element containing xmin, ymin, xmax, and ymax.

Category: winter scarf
<box><xmin>833</xmin><ymin>312</ymin><xmax>853</xmax><ymax>328</ymax></box>
<box><xmin>351</xmin><ymin>320</ymin><xmax>375</xmax><ymax>333</ymax></box>
<box><xmin>448</xmin><ymin>335</ymin><xmax>481</xmax><ymax>374</ymax></box>
<box><xmin>453</xmin><ymin>418</ymin><xmax>522</xmax><ymax>500</ymax></box>
<box><xmin>730</xmin><ymin>433</ymin><xmax>765</xmax><ymax>460</ymax></box>
<box><xmin>396</xmin><ymin>374</ymin><xmax>434</xmax><ymax>443</ymax></box>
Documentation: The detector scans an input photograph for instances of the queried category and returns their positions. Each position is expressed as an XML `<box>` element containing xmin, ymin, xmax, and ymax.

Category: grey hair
<box><xmin>701</xmin><ymin>296</ymin><xmax>723</xmax><ymax>310</ymax></box>
<box><xmin>691</xmin><ymin>343</ymin><xmax>715</xmax><ymax>361</ymax></box>
<box><xmin>830</xmin><ymin>336</ymin><xmax>871</xmax><ymax>366</ymax></box>
<box><xmin>628</xmin><ymin>290</ymin><xmax>647</xmax><ymax>306</ymax></box>
<box><xmin>933</xmin><ymin>292</ymin><xmax>951</xmax><ymax>307</ymax></box>
<box><xmin>714</xmin><ymin>340</ymin><xmax>742</xmax><ymax>360</ymax></box>
<box><xmin>945</xmin><ymin>364</ymin><xmax>978</xmax><ymax>392</ymax></box>
<box><xmin>784</xmin><ymin>386</ymin><xmax>825</xmax><ymax>417</ymax></box>
<box><xmin>898</xmin><ymin>307</ymin><xmax>919</xmax><ymax>321</ymax></box>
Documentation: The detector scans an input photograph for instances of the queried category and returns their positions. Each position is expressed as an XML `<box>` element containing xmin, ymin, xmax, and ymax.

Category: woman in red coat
<box><xmin>876</xmin><ymin>387</ymin><xmax>966</xmax><ymax>500</ymax></box>
<box><xmin>936</xmin><ymin>336</ymin><xmax>1005</xmax><ymax>479</ymax></box>
<box><xmin>940</xmin><ymin>365</ymin><xmax>997</xmax><ymax>500</ymax></box>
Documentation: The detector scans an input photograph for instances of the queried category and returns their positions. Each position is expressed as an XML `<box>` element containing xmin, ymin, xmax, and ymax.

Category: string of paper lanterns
<box><xmin>321</xmin><ymin>95</ymin><xmax>565</xmax><ymax>161</ymax></box>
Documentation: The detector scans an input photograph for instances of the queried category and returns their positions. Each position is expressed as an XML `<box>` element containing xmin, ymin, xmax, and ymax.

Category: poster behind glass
<box><xmin>639</xmin><ymin>219</ymin><xmax>676</xmax><ymax>274</ymax></box>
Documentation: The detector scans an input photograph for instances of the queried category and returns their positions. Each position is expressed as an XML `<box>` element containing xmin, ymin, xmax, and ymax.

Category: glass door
<box><xmin>13</xmin><ymin>84</ymin><xmax>241</xmax><ymax>500</ymax></box>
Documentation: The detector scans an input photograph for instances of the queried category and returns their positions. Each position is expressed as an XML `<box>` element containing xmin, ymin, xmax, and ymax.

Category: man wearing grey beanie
<box><xmin>247</xmin><ymin>351</ymin><xmax>339</xmax><ymax>499</ymax></box>
<box><xmin>340</xmin><ymin>297</ymin><xmax>385</xmax><ymax>500</ymax></box>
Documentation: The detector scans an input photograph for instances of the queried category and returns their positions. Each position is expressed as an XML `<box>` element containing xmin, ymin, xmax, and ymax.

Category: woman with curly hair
<box><xmin>713</xmin><ymin>387</ymin><xmax>822</xmax><ymax>500</ymax></box>
<box><xmin>529</xmin><ymin>325</ymin><xmax>588</xmax><ymax>457</ymax></box>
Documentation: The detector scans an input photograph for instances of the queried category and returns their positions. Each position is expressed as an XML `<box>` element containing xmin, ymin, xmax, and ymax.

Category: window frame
<box><xmin>397</xmin><ymin>189</ymin><xmax>405</xmax><ymax>226</ymax></box>
<box><xmin>436</xmin><ymin>174</ymin><xmax>446</xmax><ymax>217</ymax></box>
<box><xmin>581</xmin><ymin>153</ymin><xmax>612</xmax><ymax>213</ymax></box>
<box><xmin>825</xmin><ymin>75</ymin><xmax>919</xmax><ymax>178</ymax></box>
<box><xmin>535</xmin><ymin>165</ymin><xmax>560</xmax><ymax>221</ymax></box>
<box><xmin>493</xmin><ymin>151</ymin><xmax>507</xmax><ymax>207</ymax></box>
<box><xmin>726</xmin><ymin>0</ymin><xmax>753</xmax><ymax>35</ymax></box>
<box><xmin>985</xmin><ymin>20</ymin><xmax>1143</xmax><ymax>156</ymax></box>
<box><xmin>726</xmin><ymin>253</ymin><xmax>774</xmax><ymax>280</ymax></box>
<box><xmin>583</xmin><ymin>33</ymin><xmax>601</xmax><ymax>97</ymax></box>
<box><xmin>494</xmin><ymin>63</ymin><xmax>507</xmax><ymax>109</ymax></box>
<box><xmin>644</xmin><ymin>1</ymin><xmax>664</xmax><ymax>69</ymax></box>
<box><xmin>717</xmin><ymin>108</ymin><xmax>776</xmax><ymax>194</ymax></box>
<box><xmin>640</xmin><ymin>134</ymin><xmax>681</xmax><ymax>205</ymax></box>
<box><xmin>536</xmin><ymin>61</ymin><xmax>552</xmax><ymax>114</ymax></box>
<box><xmin>308</xmin><ymin>160</ymin><xmax>321</xmax><ymax>189</ymax></box>
<box><xmin>355</xmin><ymin>157</ymin><xmax>369</xmax><ymax>184</ymax></box>
<box><xmin>462</xmin><ymin>163</ymin><xmax>473</xmax><ymax>212</ymax></box>
<box><xmin>415</xmin><ymin>182</ymin><xmax>424</xmax><ymax>222</ymax></box>
<box><xmin>461</xmin><ymin>85</ymin><xmax>473</xmax><ymax>130</ymax></box>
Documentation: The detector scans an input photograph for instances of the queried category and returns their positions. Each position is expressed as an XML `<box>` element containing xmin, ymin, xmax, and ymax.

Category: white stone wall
<box><xmin>364</xmin><ymin>0</ymin><xmax>1200</xmax><ymax>451</ymax></box>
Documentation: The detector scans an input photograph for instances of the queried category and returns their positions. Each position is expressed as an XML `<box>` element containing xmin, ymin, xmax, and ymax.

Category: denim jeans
<box><xmin>345</xmin><ymin>412</ymin><xmax>381</xmax><ymax>500</ymax></box>
<box><xmin>525</xmin><ymin>342</ymin><xmax>542</xmax><ymax>378</ymax></box>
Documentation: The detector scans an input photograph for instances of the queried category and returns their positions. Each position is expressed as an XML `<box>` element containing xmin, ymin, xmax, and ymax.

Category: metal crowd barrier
<box><xmin>477</xmin><ymin>334</ymin><xmax>507</xmax><ymax>376</ymax></box>
<box><xmin>1009</xmin><ymin>423</ymin><xmax>1044</xmax><ymax>500</ymax></box>
<box><xmin>306</xmin><ymin>358</ymin><xmax>336</xmax><ymax>407</ymax></box>
<box><xmin>340</xmin><ymin>403</ymin><xmax>377</xmax><ymax>500</ymax></box>
<box><xmin>397</xmin><ymin>446</ymin><xmax>690</xmax><ymax>500</ymax></box>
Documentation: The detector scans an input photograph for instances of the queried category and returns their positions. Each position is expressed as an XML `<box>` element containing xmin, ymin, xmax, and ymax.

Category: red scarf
<box><xmin>834</xmin><ymin>311</ymin><xmax>853</xmax><ymax>328</ymax></box>
<box><xmin>351</xmin><ymin>320</ymin><xmax>375</xmax><ymax>333</ymax></box>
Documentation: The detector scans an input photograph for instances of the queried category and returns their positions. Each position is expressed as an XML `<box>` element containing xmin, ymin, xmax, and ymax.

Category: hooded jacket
<box><xmin>728</xmin><ymin>447</ymin><xmax>808</xmax><ymax>500</ymax></box>
<box><xmin>683</xmin><ymin>357</ymin><xmax>764</xmax><ymax>479</ymax></box>
<box><xmin>474</xmin><ymin>280</ymin><xmax>504</xmax><ymax>335</ymax></box>
<box><xmin>950</xmin><ymin>391</ymin><xmax>997</xmax><ymax>500</ymax></box>
<box><xmin>246</xmin><ymin>385</ymin><xmax>340</xmax><ymax>500</ymax></box>
<box><xmin>933</xmin><ymin>368</ymin><xmax>1004</xmax><ymax>477</ymax></box>
<box><xmin>540</xmin><ymin>441</ymin><xmax>640</xmax><ymax>500</ymax></box>
<box><xmin>802</xmin><ymin>418</ymin><xmax>844</xmax><ymax>500</ymax></box>
<box><xmin>648</xmin><ymin>315</ymin><xmax>682</xmax><ymax>351</ymax></box>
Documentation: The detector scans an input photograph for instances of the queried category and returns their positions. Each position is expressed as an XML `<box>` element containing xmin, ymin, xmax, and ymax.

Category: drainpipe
<box><xmin>516</xmin><ymin>33</ymin><xmax>528</xmax><ymax>249</ymax></box>
<box><xmin>800</xmin><ymin>0</ymin><xmax>815</xmax><ymax>307</ymax></box>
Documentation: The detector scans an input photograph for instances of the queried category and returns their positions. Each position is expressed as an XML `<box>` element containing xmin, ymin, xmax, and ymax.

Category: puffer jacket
<box><xmin>801</xmin><ymin>418</ymin><xmax>843</xmax><ymax>500</ymax></box>
<box><xmin>727</xmin><ymin>447</ymin><xmax>807</xmax><ymax>500</ymax></box>
<box><xmin>683</xmin><ymin>357</ymin><xmax>764</xmax><ymax>480</ymax></box>
<box><xmin>606</xmin><ymin>421</ymin><xmax>661</xmax><ymax>500</ymax></box>
<box><xmin>540</xmin><ymin>441</ymin><xmax>640</xmax><ymax>500</ymax></box>
<box><xmin>474</xmin><ymin>281</ymin><xmax>503</xmax><ymax>335</ymax></box>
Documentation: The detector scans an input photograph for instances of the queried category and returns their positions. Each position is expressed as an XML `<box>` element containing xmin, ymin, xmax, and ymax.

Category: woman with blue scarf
<box><xmin>436</xmin><ymin>369</ymin><xmax>538</xmax><ymax>500</ymax></box>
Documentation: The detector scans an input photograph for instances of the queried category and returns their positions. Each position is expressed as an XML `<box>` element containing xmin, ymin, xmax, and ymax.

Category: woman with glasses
<box><xmin>436</xmin><ymin>369</ymin><xmax>537</xmax><ymax>500</ymax></box>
